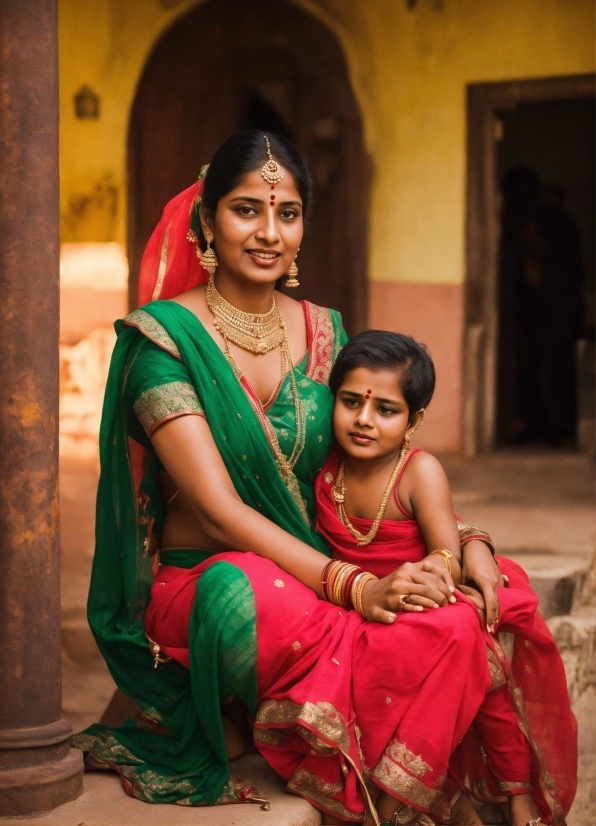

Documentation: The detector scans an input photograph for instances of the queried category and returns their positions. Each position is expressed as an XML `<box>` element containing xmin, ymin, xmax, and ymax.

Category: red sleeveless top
<box><xmin>315</xmin><ymin>447</ymin><xmax>428</xmax><ymax>579</ymax></box>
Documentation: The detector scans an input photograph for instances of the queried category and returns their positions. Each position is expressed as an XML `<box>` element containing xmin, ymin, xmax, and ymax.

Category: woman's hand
<box><xmin>461</xmin><ymin>540</ymin><xmax>503</xmax><ymax>631</ymax></box>
<box><xmin>361</xmin><ymin>560</ymin><xmax>456</xmax><ymax>624</ymax></box>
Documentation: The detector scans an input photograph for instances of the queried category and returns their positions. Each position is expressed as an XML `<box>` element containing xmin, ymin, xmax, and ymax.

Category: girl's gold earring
<box><xmin>286</xmin><ymin>248</ymin><xmax>300</xmax><ymax>288</ymax></box>
<box><xmin>197</xmin><ymin>232</ymin><xmax>218</xmax><ymax>274</ymax></box>
<box><xmin>402</xmin><ymin>432</ymin><xmax>412</xmax><ymax>451</ymax></box>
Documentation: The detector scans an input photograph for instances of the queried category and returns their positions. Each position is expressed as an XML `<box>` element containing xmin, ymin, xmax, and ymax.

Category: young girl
<box><xmin>315</xmin><ymin>331</ymin><xmax>576</xmax><ymax>826</ymax></box>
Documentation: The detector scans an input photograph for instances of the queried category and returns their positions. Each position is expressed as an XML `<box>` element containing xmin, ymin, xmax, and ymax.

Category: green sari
<box><xmin>74</xmin><ymin>298</ymin><xmax>345</xmax><ymax>804</ymax></box>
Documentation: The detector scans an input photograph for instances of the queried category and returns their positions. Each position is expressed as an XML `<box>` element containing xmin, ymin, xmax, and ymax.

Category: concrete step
<box><xmin>0</xmin><ymin>755</ymin><xmax>321</xmax><ymax>826</ymax></box>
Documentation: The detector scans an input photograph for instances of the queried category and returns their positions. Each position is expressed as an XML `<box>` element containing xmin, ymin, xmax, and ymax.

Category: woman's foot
<box><xmin>445</xmin><ymin>791</ymin><xmax>483</xmax><ymax>825</ymax></box>
<box><xmin>508</xmin><ymin>792</ymin><xmax>543</xmax><ymax>826</ymax></box>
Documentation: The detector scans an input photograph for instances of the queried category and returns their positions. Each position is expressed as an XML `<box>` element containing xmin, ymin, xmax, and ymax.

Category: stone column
<box><xmin>0</xmin><ymin>0</ymin><xmax>84</xmax><ymax>815</ymax></box>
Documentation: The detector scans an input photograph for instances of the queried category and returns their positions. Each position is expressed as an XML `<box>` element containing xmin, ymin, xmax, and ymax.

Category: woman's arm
<box><xmin>461</xmin><ymin>541</ymin><xmax>503</xmax><ymax>631</ymax></box>
<box><xmin>151</xmin><ymin>415</ymin><xmax>455</xmax><ymax>622</ymax></box>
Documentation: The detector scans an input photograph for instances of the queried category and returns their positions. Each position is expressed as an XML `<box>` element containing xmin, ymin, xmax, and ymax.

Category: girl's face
<box><xmin>200</xmin><ymin>168</ymin><xmax>303</xmax><ymax>286</ymax></box>
<box><xmin>333</xmin><ymin>366</ymin><xmax>423</xmax><ymax>463</ymax></box>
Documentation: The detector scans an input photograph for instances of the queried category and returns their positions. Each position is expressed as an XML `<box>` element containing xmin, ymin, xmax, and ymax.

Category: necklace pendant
<box><xmin>256</xmin><ymin>341</ymin><xmax>267</xmax><ymax>353</ymax></box>
<box><xmin>332</xmin><ymin>488</ymin><xmax>345</xmax><ymax>504</ymax></box>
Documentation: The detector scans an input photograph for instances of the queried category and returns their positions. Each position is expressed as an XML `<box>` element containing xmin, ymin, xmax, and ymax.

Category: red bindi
<box><xmin>365</xmin><ymin>389</ymin><xmax>372</xmax><ymax>399</ymax></box>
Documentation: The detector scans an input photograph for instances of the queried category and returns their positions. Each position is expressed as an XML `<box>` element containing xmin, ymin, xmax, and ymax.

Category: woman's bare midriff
<box><xmin>158</xmin><ymin>468</ymin><xmax>224</xmax><ymax>552</ymax></box>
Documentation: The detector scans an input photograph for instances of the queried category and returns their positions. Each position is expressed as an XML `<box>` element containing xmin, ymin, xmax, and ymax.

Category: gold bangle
<box><xmin>430</xmin><ymin>548</ymin><xmax>452</xmax><ymax>575</ymax></box>
<box><xmin>352</xmin><ymin>572</ymin><xmax>377</xmax><ymax>617</ymax></box>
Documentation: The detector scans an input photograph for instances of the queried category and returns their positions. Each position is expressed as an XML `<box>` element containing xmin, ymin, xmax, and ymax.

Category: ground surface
<box><xmin>27</xmin><ymin>444</ymin><xmax>595</xmax><ymax>826</ymax></box>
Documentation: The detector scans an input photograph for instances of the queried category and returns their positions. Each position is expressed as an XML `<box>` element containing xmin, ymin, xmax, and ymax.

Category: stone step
<box><xmin>0</xmin><ymin>755</ymin><xmax>321</xmax><ymax>826</ymax></box>
<box><xmin>503</xmin><ymin>550</ymin><xmax>594</xmax><ymax>619</ymax></box>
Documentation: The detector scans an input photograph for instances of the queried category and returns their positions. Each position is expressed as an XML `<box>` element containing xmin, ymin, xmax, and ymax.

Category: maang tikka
<box><xmin>261</xmin><ymin>135</ymin><xmax>285</xmax><ymax>185</ymax></box>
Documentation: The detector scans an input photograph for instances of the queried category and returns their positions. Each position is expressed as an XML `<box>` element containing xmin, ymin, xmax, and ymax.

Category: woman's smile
<box><xmin>246</xmin><ymin>248</ymin><xmax>282</xmax><ymax>267</ymax></box>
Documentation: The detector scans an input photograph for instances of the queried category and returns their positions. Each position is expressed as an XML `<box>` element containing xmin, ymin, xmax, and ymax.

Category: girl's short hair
<box><xmin>329</xmin><ymin>330</ymin><xmax>436</xmax><ymax>414</ymax></box>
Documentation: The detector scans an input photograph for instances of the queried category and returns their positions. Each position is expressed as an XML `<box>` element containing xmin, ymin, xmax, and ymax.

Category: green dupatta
<box><xmin>75</xmin><ymin>300</ymin><xmax>341</xmax><ymax>804</ymax></box>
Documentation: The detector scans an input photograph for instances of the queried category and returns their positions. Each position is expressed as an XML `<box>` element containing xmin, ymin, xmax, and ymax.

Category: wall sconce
<box><xmin>74</xmin><ymin>85</ymin><xmax>100</xmax><ymax>119</ymax></box>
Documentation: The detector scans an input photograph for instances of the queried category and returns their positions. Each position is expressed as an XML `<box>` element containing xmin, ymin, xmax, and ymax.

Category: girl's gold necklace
<box><xmin>332</xmin><ymin>443</ymin><xmax>409</xmax><ymax>546</ymax></box>
<box><xmin>206</xmin><ymin>275</ymin><xmax>306</xmax><ymax>474</ymax></box>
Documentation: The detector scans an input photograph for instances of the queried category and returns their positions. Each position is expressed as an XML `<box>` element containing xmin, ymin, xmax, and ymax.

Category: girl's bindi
<box><xmin>365</xmin><ymin>389</ymin><xmax>372</xmax><ymax>399</ymax></box>
<box><xmin>270</xmin><ymin>191</ymin><xmax>276</xmax><ymax>207</ymax></box>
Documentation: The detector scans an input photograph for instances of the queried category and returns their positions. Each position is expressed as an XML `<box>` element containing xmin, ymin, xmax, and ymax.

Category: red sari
<box><xmin>314</xmin><ymin>448</ymin><xmax>577</xmax><ymax>825</ymax></box>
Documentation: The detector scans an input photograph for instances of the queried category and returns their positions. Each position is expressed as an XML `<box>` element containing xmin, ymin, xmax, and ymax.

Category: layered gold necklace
<box><xmin>332</xmin><ymin>443</ymin><xmax>409</xmax><ymax>546</ymax></box>
<box><xmin>206</xmin><ymin>274</ymin><xmax>306</xmax><ymax>478</ymax></box>
<box><xmin>206</xmin><ymin>275</ymin><xmax>285</xmax><ymax>354</ymax></box>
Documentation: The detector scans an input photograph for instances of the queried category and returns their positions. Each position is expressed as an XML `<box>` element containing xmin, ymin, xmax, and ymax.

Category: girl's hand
<box><xmin>461</xmin><ymin>540</ymin><xmax>503</xmax><ymax>631</ymax></box>
<box><xmin>360</xmin><ymin>561</ymin><xmax>456</xmax><ymax>624</ymax></box>
<box><xmin>457</xmin><ymin>584</ymin><xmax>486</xmax><ymax>615</ymax></box>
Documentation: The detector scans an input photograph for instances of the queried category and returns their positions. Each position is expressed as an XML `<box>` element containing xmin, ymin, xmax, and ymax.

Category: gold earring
<box><xmin>403</xmin><ymin>431</ymin><xmax>412</xmax><ymax>451</ymax></box>
<box><xmin>286</xmin><ymin>249</ymin><xmax>300</xmax><ymax>288</ymax></box>
<box><xmin>197</xmin><ymin>232</ymin><xmax>218</xmax><ymax>274</ymax></box>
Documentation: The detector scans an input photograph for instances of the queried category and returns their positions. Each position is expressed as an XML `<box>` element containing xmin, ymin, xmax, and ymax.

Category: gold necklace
<box><xmin>205</xmin><ymin>276</ymin><xmax>307</xmax><ymax>479</ymax></box>
<box><xmin>332</xmin><ymin>443</ymin><xmax>409</xmax><ymax>546</ymax></box>
<box><xmin>206</xmin><ymin>275</ymin><xmax>285</xmax><ymax>354</ymax></box>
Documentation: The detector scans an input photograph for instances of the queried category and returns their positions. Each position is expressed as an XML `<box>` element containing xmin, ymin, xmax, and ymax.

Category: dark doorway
<box><xmin>495</xmin><ymin>98</ymin><xmax>595</xmax><ymax>446</ymax></box>
<box><xmin>464</xmin><ymin>74</ymin><xmax>595</xmax><ymax>455</ymax></box>
<box><xmin>128</xmin><ymin>0</ymin><xmax>369</xmax><ymax>334</ymax></box>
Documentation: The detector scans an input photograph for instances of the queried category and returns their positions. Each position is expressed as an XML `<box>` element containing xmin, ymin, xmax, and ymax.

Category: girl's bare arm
<box><xmin>401</xmin><ymin>451</ymin><xmax>462</xmax><ymax>582</ymax></box>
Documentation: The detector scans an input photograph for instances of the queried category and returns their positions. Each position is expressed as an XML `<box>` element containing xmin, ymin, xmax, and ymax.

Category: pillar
<box><xmin>0</xmin><ymin>0</ymin><xmax>84</xmax><ymax>815</ymax></box>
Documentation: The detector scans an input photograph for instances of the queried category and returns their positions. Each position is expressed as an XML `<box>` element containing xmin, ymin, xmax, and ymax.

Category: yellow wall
<box><xmin>59</xmin><ymin>0</ymin><xmax>595</xmax><ymax>284</ymax></box>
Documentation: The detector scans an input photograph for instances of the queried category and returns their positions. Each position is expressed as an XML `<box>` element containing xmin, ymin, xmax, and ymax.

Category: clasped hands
<box><xmin>361</xmin><ymin>540</ymin><xmax>503</xmax><ymax>630</ymax></box>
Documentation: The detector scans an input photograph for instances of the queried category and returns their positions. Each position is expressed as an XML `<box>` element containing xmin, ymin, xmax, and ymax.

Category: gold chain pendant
<box><xmin>332</xmin><ymin>444</ymin><xmax>409</xmax><ymax>546</ymax></box>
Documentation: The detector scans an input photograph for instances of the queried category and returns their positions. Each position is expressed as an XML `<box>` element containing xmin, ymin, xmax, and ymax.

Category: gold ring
<box><xmin>396</xmin><ymin>594</ymin><xmax>408</xmax><ymax>612</ymax></box>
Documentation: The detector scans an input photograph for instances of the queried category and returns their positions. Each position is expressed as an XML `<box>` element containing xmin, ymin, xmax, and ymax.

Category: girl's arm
<box><xmin>151</xmin><ymin>414</ymin><xmax>455</xmax><ymax>621</ymax></box>
<box><xmin>400</xmin><ymin>451</ymin><xmax>462</xmax><ymax>584</ymax></box>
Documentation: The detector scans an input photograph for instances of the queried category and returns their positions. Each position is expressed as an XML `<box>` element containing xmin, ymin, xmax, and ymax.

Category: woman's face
<box><xmin>333</xmin><ymin>366</ymin><xmax>423</xmax><ymax>463</ymax></box>
<box><xmin>201</xmin><ymin>168</ymin><xmax>303</xmax><ymax>286</ymax></box>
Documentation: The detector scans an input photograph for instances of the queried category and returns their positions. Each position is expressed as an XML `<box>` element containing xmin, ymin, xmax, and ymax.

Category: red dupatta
<box><xmin>137</xmin><ymin>177</ymin><xmax>210</xmax><ymax>306</ymax></box>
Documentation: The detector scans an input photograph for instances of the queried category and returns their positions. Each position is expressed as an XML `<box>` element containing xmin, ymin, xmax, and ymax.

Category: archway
<box><xmin>128</xmin><ymin>0</ymin><xmax>369</xmax><ymax>334</ymax></box>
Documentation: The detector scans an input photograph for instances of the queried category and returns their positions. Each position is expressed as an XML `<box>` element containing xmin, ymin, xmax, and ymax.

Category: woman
<box><xmin>75</xmin><ymin>131</ymin><xmax>524</xmax><ymax>825</ymax></box>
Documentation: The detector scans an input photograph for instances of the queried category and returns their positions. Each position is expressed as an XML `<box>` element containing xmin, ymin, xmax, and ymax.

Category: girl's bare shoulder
<box><xmin>403</xmin><ymin>450</ymin><xmax>449</xmax><ymax>486</ymax></box>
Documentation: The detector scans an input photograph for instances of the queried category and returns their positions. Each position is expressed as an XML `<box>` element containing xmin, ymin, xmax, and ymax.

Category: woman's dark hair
<box><xmin>329</xmin><ymin>330</ymin><xmax>436</xmax><ymax>416</ymax></box>
<box><xmin>201</xmin><ymin>129</ymin><xmax>312</xmax><ymax>218</ymax></box>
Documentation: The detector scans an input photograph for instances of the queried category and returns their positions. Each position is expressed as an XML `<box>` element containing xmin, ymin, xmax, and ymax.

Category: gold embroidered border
<box><xmin>498</xmin><ymin>780</ymin><xmax>531</xmax><ymax>792</ymax></box>
<box><xmin>256</xmin><ymin>698</ymin><xmax>350</xmax><ymax>754</ymax></box>
<box><xmin>287</xmin><ymin>769</ymin><xmax>360</xmax><ymax>822</ymax></box>
<box><xmin>487</xmin><ymin>646</ymin><xmax>507</xmax><ymax>692</ymax></box>
<box><xmin>372</xmin><ymin>756</ymin><xmax>447</xmax><ymax>819</ymax></box>
<box><xmin>305</xmin><ymin>304</ymin><xmax>335</xmax><ymax>386</ymax></box>
<box><xmin>508</xmin><ymin>681</ymin><xmax>566</xmax><ymax>825</ymax></box>
<box><xmin>134</xmin><ymin>381</ymin><xmax>204</xmax><ymax>435</ymax></box>
<box><xmin>124</xmin><ymin>309</ymin><xmax>181</xmax><ymax>359</ymax></box>
<box><xmin>151</xmin><ymin>219</ymin><xmax>172</xmax><ymax>301</ymax></box>
<box><xmin>384</xmin><ymin>740</ymin><xmax>432</xmax><ymax>779</ymax></box>
<box><xmin>253</xmin><ymin>727</ymin><xmax>289</xmax><ymax>747</ymax></box>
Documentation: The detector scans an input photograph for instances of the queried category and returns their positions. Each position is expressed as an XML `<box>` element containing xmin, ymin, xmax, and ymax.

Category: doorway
<box><xmin>128</xmin><ymin>0</ymin><xmax>370</xmax><ymax>334</ymax></box>
<box><xmin>464</xmin><ymin>74</ymin><xmax>595</xmax><ymax>455</ymax></box>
